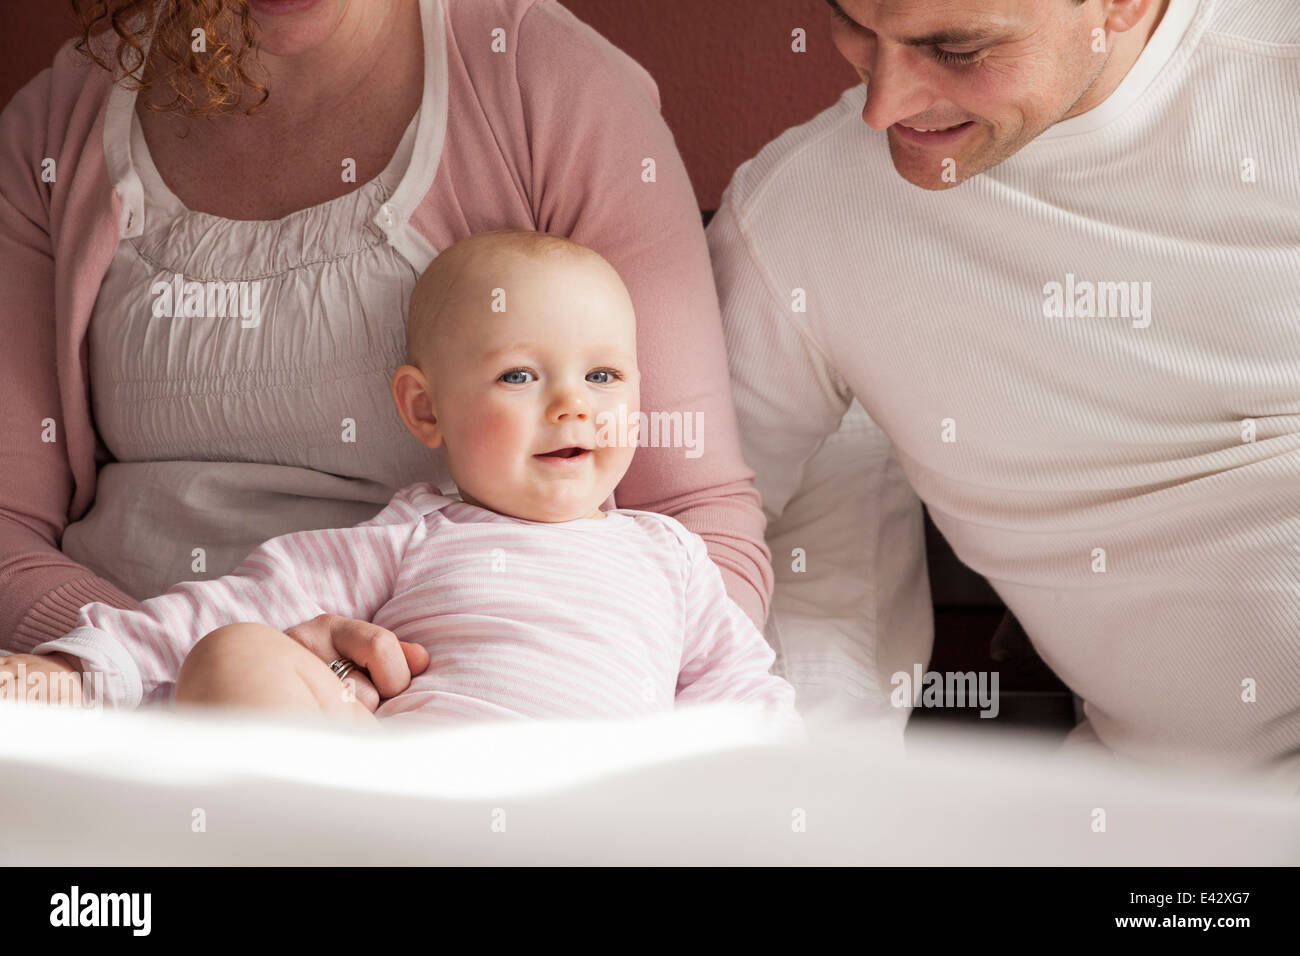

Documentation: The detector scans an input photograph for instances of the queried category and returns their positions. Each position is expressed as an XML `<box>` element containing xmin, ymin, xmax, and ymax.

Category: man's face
<box><xmin>828</xmin><ymin>0</ymin><xmax>1107</xmax><ymax>189</ymax></box>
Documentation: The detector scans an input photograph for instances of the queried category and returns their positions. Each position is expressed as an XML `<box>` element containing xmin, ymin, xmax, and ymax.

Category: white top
<box><xmin>63</xmin><ymin>0</ymin><xmax>457</xmax><ymax>602</ymax></box>
<box><xmin>709</xmin><ymin>0</ymin><xmax>1300</xmax><ymax>764</ymax></box>
<box><xmin>37</xmin><ymin>483</ymin><xmax>801</xmax><ymax>729</ymax></box>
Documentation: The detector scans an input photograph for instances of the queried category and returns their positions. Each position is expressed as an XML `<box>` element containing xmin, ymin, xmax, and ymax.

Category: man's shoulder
<box><xmin>1204</xmin><ymin>0</ymin><xmax>1300</xmax><ymax>47</ymax></box>
<box><xmin>720</xmin><ymin>85</ymin><xmax>879</xmax><ymax>219</ymax></box>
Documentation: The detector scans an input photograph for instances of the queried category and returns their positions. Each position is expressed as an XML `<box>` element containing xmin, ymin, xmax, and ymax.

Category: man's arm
<box><xmin>707</xmin><ymin>193</ymin><xmax>929</xmax><ymax>721</ymax></box>
<box><xmin>763</xmin><ymin>402</ymin><xmax>933</xmax><ymax>722</ymax></box>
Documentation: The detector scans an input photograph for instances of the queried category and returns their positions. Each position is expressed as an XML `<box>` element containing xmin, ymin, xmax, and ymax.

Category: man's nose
<box><xmin>860</xmin><ymin>44</ymin><xmax>930</xmax><ymax>131</ymax></box>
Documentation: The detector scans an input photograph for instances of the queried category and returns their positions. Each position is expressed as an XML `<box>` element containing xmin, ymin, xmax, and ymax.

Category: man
<box><xmin>708</xmin><ymin>0</ymin><xmax>1300</xmax><ymax>768</ymax></box>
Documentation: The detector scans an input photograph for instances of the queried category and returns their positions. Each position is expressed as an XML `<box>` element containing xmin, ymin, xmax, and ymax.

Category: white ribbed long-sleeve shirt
<box><xmin>30</xmin><ymin>484</ymin><xmax>798</xmax><ymax>726</ymax></box>
<box><xmin>708</xmin><ymin>0</ymin><xmax>1300</xmax><ymax>764</ymax></box>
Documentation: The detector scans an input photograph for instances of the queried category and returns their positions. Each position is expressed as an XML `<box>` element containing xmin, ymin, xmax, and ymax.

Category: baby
<box><xmin>28</xmin><ymin>230</ymin><xmax>800</xmax><ymax>730</ymax></box>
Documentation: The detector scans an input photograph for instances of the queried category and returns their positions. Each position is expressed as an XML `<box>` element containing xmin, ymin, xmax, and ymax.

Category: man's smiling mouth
<box><xmin>900</xmin><ymin>121</ymin><xmax>971</xmax><ymax>132</ymax></box>
<box><xmin>890</xmin><ymin>120</ymin><xmax>976</xmax><ymax>145</ymax></box>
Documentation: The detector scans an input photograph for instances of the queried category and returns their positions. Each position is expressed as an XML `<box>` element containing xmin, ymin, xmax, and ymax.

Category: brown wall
<box><xmin>0</xmin><ymin>0</ymin><xmax>858</xmax><ymax>209</ymax></box>
<box><xmin>562</xmin><ymin>0</ymin><xmax>858</xmax><ymax>206</ymax></box>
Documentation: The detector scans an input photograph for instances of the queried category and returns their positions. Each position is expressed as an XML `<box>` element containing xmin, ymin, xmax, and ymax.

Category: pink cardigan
<box><xmin>0</xmin><ymin>0</ymin><xmax>772</xmax><ymax>651</ymax></box>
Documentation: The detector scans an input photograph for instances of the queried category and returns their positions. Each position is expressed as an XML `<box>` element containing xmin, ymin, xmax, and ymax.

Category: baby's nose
<box><xmin>549</xmin><ymin>394</ymin><xmax>591</xmax><ymax>421</ymax></box>
<box><xmin>553</xmin><ymin>407</ymin><xmax>589</xmax><ymax>421</ymax></box>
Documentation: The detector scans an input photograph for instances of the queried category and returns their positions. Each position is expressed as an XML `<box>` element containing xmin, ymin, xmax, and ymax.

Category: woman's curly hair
<box><xmin>71</xmin><ymin>0</ymin><xmax>269</xmax><ymax>115</ymax></box>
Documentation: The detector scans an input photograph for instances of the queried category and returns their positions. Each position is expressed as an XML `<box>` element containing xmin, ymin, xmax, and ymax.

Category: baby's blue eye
<box><xmin>587</xmin><ymin>369</ymin><xmax>621</xmax><ymax>384</ymax></box>
<box><xmin>500</xmin><ymin>369</ymin><xmax>535</xmax><ymax>385</ymax></box>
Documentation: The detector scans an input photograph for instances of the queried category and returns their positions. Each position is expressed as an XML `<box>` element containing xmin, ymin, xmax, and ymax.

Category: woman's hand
<box><xmin>282</xmin><ymin>614</ymin><xmax>429</xmax><ymax>712</ymax></box>
<box><xmin>0</xmin><ymin>653</ymin><xmax>84</xmax><ymax>706</ymax></box>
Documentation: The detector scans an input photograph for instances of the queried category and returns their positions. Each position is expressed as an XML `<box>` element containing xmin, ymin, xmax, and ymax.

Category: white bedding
<box><xmin>1</xmin><ymin>702</ymin><xmax>1296</xmax><ymax>865</ymax></box>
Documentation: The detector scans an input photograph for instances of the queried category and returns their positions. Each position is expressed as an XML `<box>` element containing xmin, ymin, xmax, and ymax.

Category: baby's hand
<box><xmin>282</xmin><ymin>614</ymin><xmax>430</xmax><ymax>711</ymax></box>
<box><xmin>0</xmin><ymin>653</ymin><xmax>85</xmax><ymax>707</ymax></box>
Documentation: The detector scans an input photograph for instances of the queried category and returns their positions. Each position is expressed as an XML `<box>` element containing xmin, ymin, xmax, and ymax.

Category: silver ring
<box><xmin>329</xmin><ymin>657</ymin><xmax>356</xmax><ymax>681</ymax></box>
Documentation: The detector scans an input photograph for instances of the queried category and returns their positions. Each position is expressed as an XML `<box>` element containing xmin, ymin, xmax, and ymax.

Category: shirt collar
<box><xmin>1035</xmin><ymin>0</ymin><xmax>1209</xmax><ymax>141</ymax></box>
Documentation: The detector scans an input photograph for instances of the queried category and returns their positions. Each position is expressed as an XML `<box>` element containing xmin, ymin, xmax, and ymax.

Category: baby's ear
<box><xmin>391</xmin><ymin>364</ymin><xmax>443</xmax><ymax>449</ymax></box>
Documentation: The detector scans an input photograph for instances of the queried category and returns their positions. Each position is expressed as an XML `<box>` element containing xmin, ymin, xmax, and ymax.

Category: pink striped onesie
<box><xmin>31</xmin><ymin>483</ymin><xmax>799</xmax><ymax>727</ymax></box>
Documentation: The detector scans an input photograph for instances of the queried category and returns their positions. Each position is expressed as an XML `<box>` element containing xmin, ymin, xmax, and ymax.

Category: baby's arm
<box><xmin>675</xmin><ymin>530</ymin><xmax>803</xmax><ymax>730</ymax></box>
<box><xmin>28</xmin><ymin>492</ymin><xmax>422</xmax><ymax>709</ymax></box>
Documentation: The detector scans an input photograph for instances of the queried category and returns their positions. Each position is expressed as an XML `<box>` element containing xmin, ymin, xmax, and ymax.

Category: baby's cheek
<box><xmin>600</xmin><ymin>438</ymin><xmax>638</xmax><ymax>483</ymax></box>
<box><xmin>457</xmin><ymin>402</ymin><xmax>530</xmax><ymax>469</ymax></box>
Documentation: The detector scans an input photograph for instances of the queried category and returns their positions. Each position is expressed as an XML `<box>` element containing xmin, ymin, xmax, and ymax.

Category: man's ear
<box><xmin>1103</xmin><ymin>0</ymin><xmax>1156</xmax><ymax>34</ymax></box>
<box><xmin>391</xmin><ymin>364</ymin><xmax>443</xmax><ymax>449</ymax></box>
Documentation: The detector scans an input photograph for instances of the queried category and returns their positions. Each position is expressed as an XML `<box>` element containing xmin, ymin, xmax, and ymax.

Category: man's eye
<box><xmin>932</xmin><ymin>47</ymin><xmax>985</xmax><ymax>66</ymax></box>
<box><xmin>587</xmin><ymin>369</ymin><xmax>623</xmax><ymax>384</ymax></box>
<box><xmin>500</xmin><ymin>369</ymin><xmax>535</xmax><ymax>384</ymax></box>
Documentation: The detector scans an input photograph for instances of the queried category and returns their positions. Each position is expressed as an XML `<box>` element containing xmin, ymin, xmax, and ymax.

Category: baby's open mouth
<box><xmin>534</xmin><ymin>446</ymin><xmax>590</xmax><ymax>460</ymax></box>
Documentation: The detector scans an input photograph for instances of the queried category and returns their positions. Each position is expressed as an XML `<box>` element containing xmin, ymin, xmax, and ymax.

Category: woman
<box><xmin>0</xmin><ymin>0</ymin><xmax>770</xmax><ymax>709</ymax></box>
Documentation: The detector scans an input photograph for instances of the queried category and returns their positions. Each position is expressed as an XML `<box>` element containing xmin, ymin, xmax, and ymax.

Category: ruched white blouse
<box><xmin>62</xmin><ymin>101</ymin><xmax>455</xmax><ymax>601</ymax></box>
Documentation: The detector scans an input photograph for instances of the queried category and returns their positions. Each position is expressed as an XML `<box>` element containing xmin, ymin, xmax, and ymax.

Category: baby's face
<box><xmin>418</xmin><ymin>251</ymin><xmax>640</xmax><ymax>522</ymax></box>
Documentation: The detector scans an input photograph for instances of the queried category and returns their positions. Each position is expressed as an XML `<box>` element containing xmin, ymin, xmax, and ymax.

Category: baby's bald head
<box><xmin>406</xmin><ymin>229</ymin><xmax>617</xmax><ymax>369</ymax></box>
<box><xmin>392</xmin><ymin>228</ymin><xmax>641</xmax><ymax>522</ymax></box>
